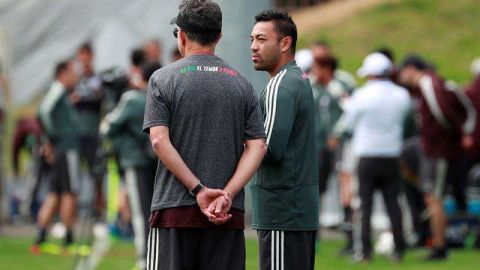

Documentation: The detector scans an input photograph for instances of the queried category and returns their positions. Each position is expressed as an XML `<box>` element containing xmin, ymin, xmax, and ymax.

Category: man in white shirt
<box><xmin>336</xmin><ymin>53</ymin><xmax>411</xmax><ymax>262</ymax></box>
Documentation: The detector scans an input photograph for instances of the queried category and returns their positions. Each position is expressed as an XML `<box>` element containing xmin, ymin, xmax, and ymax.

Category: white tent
<box><xmin>0</xmin><ymin>0</ymin><xmax>271</xmax><ymax>105</ymax></box>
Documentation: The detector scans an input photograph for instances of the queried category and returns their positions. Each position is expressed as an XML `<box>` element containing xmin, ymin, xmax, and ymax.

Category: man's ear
<box><xmin>280</xmin><ymin>36</ymin><xmax>293</xmax><ymax>53</ymax></box>
<box><xmin>180</xmin><ymin>30</ymin><xmax>187</xmax><ymax>47</ymax></box>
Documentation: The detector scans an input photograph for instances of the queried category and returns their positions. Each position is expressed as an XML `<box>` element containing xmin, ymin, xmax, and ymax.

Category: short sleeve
<box><xmin>244</xmin><ymin>85</ymin><xmax>266</xmax><ymax>140</ymax></box>
<box><xmin>143</xmin><ymin>73</ymin><xmax>171</xmax><ymax>133</ymax></box>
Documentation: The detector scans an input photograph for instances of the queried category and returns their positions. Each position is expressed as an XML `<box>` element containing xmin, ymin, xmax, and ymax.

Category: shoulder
<box><xmin>40</xmin><ymin>82</ymin><xmax>65</xmax><ymax>110</ymax></box>
<box><xmin>120</xmin><ymin>89</ymin><xmax>141</xmax><ymax>103</ymax></box>
<box><xmin>278</xmin><ymin>68</ymin><xmax>309</xmax><ymax>94</ymax></box>
<box><xmin>148</xmin><ymin>59</ymin><xmax>187</xmax><ymax>86</ymax></box>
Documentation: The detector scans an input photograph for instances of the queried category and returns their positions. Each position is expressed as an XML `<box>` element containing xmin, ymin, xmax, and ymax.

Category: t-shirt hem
<box><xmin>143</xmin><ymin>121</ymin><xmax>170</xmax><ymax>133</ymax></box>
<box><xmin>245</xmin><ymin>133</ymin><xmax>267</xmax><ymax>140</ymax></box>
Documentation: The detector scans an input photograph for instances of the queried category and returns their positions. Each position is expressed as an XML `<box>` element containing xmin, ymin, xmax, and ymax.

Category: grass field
<box><xmin>1</xmin><ymin>236</ymin><xmax>480</xmax><ymax>270</ymax></box>
<box><xmin>297</xmin><ymin>0</ymin><xmax>480</xmax><ymax>84</ymax></box>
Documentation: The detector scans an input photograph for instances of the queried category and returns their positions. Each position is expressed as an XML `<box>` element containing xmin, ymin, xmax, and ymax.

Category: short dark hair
<box><xmin>401</xmin><ymin>54</ymin><xmax>429</xmax><ymax>71</ymax></box>
<box><xmin>255</xmin><ymin>10</ymin><xmax>297</xmax><ymax>54</ymax></box>
<box><xmin>315</xmin><ymin>56</ymin><xmax>338</xmax><ymax>72</ymax></box>
<box><xmin>131</xmin><ymin>48</ymin><xmax>145</xmax><ymax>66</ymax></box>
<box><xmin>78</xmin><ymin>42</ymin><xmax>93</xmax><ymax>54</ymax></box>
<box><xmin>179</xmin><ymin>0</ymin><xmax>222</xmax><ymax>46</ymax></box>
<box><xmin>312</xmin><ymin>40</ymin><xmax>330</xmax><ymax>48</ymax></box>
<box><xmin>141</xmin><ymin>62</ymin><xmax>162</xmax><ymax>82</ymax></box>
<box><xmin>376</xmin><ymin>47</ymin><xmax>395</xmax><ymax>63</ymax></box>
<box><xmin>54</xmin><ymin>60</ymin><xmax>71</xmax><ymax>78</ymax></box>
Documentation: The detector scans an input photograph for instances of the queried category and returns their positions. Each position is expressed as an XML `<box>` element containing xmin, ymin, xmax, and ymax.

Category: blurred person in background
<box><xmin>100</xmin><ymin>62</ymin><xmax>160</xmax><ymax>270</ymax></box>
<box><xmin>128</xmin><ymin>48</ymin><xmax>147</xmax><ymax>90</ymax></box>
<box><xmin>464</xmin><ymin>58</ymin><xmax>480</xmax><ymax>156</ymax></box>
<box><xmin>70</xmin><ymin>43</ymin><xmax>106</xmax><ymax>220</ymax></box>
<box><xmin>170</xmin><ymin>47</ymin><xmax>183</xmax><ymax>63</ymax></box>
<box><xmin>334</xmin><ymin>53</ymin><xmax>411</xmax><ymax>262</ymax></box>
<box><xmin>310</xmin><ymin>40</ymin><xmax>356</xmax><ymax>96</ymax></box>
<box><xmin>464</xmin><ymin>57</ymin><xmax>480</xmax><ymax>249</ymax></box>
<box><xmin>11</xmin><ymin>117</ymin><xmax>45</xmax><ymax>220</ymax></box>
<box><xmin>399</xmin><ymin>54</ymin><xmax>476</xmax><ymax>260</ymax></box>
<box><xmin>32</xmin><ymin>60</ymin><xmax>80</xmax><ymax>253</ymax></box>
<box><xmin>310</xmin><ymin>42</ymin><xmax>356</xmax><ymax>254</ymax></box>
<box><xmin>311</xmin><ymin>56</ymin><xmax>343</xmax><ymax>195</ymax></box>
<box><xmin>310</xmin><ymin>55</ymin><xmax>354</xmax><ymax>253</ymax></box>
<box><xmin>143</xmin><ymin>39</ymin><xmax>163</xmax><ymax>67</ymax></box>
<box><xmin>376</xmin><ymin>47</ymin><xmax>399</xmax><ymax>83</ymax></box>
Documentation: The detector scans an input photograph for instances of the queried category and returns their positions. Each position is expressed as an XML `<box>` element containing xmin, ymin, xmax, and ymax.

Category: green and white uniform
<box><xmin>101</xmin><ymin>89</ymin><xmax>155</xmax><ymax>270</ymax></box>
<box><xmin>38</xmin><ymin>81</ymin><xmax>80</xmax><ymax>193</ymax></box>
<box><xmin>252</xmin><ymin>61</ymin><xmax>319</xmax><ymax>270</ymax></box>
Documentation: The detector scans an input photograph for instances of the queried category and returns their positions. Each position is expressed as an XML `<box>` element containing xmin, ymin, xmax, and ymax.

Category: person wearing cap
<box><xmin>399</xmin><ymin>54</ymin><xmax>476</xmax><ymax>260</ymax></box>
<box><xmin>250</xmin><ymin>10</ymin><xmax>319</xmax><ymax>270</ymax></box>
<box><xmin>143</xmin><ymin>1</ymin><xmax>267</xmax><ymax>269</ymax></box>
<box><xmin>333</xmin><ymin>52</ymin><xmax>411</xmax><ymax>262</ymax></box>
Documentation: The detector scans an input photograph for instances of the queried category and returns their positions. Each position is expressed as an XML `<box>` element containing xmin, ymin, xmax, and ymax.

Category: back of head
<box><xmin>315</xmin><ymin>56</ymin><xmax>337</xmax><ymax>72</ymax></box>
<box><xmin>254</xmin><ymin>9</ymin><xmax>297</xmax><ymax>54</ymax></box>
<box><xmin>141</xmin><ymin>62</ymin><xmax>162</xmax><ymax>83</ymax></box>
<box><xmin>376</xmin><ymin>47</ymin><xmax>395</xmax><ymax>63</ymax></box>
<box><xmin>55</xmin><ymin>60</ymin><xmax>71</xmax><ymax>79</ymax></box>
<box><xmin>131</xmin><ymin>48</ymin><xmax>146</xmax><ymax>67</ymax></box>
<box><xmin>176</xmin><ymin>0</ymin><xmax>222</xmax><ymax>46</ymax></box>
<box><xmin>400</xmin><ymin>54</ymin><xmax>428</xmax><ymax>71</ymax></box>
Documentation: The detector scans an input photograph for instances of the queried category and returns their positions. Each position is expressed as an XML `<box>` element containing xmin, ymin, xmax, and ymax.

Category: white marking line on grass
<box><xmin>74</xmin><ymin>236</ymin><xmax>111</xmax><ymax>270</ymax></box>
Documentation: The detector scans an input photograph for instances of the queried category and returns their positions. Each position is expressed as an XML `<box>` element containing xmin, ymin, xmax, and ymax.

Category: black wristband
<box><xmin>189</xmin><ymin>182</ymin><xmax>205</xmax><ymax>197</ymax></box>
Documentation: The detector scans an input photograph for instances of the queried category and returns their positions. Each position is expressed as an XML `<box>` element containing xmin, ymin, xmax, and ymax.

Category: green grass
<box><xmin>298</xmin><ymin>0</ymin><xmax>480</xmax><ymax>84</ymax></box>
<box><xmin>1</xmin><ymin>236</ymin><xmax>480</xmax><ymax>270</ymax></box>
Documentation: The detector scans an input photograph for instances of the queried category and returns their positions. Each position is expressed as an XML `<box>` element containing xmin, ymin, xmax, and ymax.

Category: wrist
<box><xmin>190</xmin><ymin>182</ymin><xmax>205</xmax><ymax>197</ymax></box>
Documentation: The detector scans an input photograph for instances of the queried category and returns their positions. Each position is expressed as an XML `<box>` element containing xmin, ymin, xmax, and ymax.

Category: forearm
<box><xmin>223</xmin><ymin>139</ymin><xmax>267</xmax><ymax>199</ymax></box>
<box><xmin>151</xmin><ymin>136</ymin><xmax>199</xmax><ymax>191</ymax></box>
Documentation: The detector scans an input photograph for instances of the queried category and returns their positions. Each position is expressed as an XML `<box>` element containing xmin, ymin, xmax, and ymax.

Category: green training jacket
<box><xmin>100</xmin><ymin>89</ymin><xmax>153</xmax><ymax>169</ymax></box>
<box><xmin>251</xmin><ymin>61</ymin><xmax>320</xmax><ymax>231</ymax></box>
<box><xmin>38</xmin><ymin>81</ymin><xmax>79</xmax><ymax>151</ymax></box>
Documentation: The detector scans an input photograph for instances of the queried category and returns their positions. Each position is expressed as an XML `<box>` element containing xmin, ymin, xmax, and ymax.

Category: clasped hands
<box><xmin>196</xmin><ymin>187</ymin><xmax>233</xmax><ymax>225</ymax></box>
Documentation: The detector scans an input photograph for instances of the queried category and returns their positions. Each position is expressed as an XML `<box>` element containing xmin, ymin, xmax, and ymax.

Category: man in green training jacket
<box><xmin>250</xmin><ymin>10</ymin><xmax>320</xmax><ymax>270</ymax></box>
<box><xmin>32</xmin><ymin>60</ymin><xmax>80</xmax><ymax>253</ymax></box>
<box><xmin>100</xmin><ymin>63</ymin><xmax>160</xmax><ymax>270</ymax></box>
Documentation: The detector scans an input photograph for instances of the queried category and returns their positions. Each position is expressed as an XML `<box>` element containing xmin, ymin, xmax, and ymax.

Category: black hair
<box><xmin>131</xmin><ymin>48</ymin><xmax>146</xmax><ymax>66</ymax></box>
<box><xmin>376</xmin><ymin>47</ymin><xmax>395</xmax><ymax>63</ymax></box>
<box><xmin>54</xmin><ymin>60</ymin><xmax>71</xmax><ymax>78</ymax></box>
<box><xmin>179</xmin><ymin>0</ymin><xmax>222</xmax><ymax>46</ymax></box>
<box><xmin>78</xmin><ymin>42</ymin><xmax>93</xmax><ymax>54</ymax></box>
<box><xmin>401</xmin><ymin>54</ymin><xmax>429</xmax><ymax>71</ymax></box>
<box><xmin>315</xmin><ymin>56</ymin><xmax>338</xmax><ymax>72</ymax></box>
<box><xmin>255</xmin><ymin>9</ymin><xmax>298</xmax><ymax>54</ymax></box>
<box><xmin>312</xmin><ymin>40</ymin><xmax>330</xmax><ymax>48</ymax></box>
<box><xmin>141</xmin><ymin>62</ymin><xmax>162</xmax><ymax>82</ymax></box>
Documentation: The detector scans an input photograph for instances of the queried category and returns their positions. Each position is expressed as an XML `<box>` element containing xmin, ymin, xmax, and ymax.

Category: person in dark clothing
<box><xmin>399</xmin><ymin>54</ymin><xmax>476</xmax><ymax>260</ymax></box>
<box><xmin>12</xmin><ymin>117</ymin><xmax>46</xmax><ymax>219</ymax></box>
<box><xmin>71</xmin><ymin>43</ymin><xmax>106</xmax><ymax>220</ymax></box>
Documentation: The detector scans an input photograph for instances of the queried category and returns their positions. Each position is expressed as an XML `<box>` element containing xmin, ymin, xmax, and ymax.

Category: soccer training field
<box><xmin>1</xmin><ymin>236</ymin><xmax>479</xmax><ymax>270</ymax></box>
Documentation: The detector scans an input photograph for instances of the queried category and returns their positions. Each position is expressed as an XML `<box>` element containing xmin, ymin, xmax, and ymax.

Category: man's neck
<box><xmin>184</xmin><ymin>43</ymin><xmax>216</xmax><ymax>57</ymax></box>
<box><xmin>268</xmin><ymin>54</ymin><xmax>294</xmax><ymax>78</ymax></box>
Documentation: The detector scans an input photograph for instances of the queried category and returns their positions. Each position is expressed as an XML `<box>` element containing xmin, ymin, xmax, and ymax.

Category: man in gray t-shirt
<box><xmin>142</xmin><ymin>1</ymin><xmax>266</xmax><ymax>269</ymax></box>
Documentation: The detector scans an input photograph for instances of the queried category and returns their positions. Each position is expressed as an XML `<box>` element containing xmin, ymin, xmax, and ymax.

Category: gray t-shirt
<box><xmin>143</xmin><ymin>54</ymin><xmax>266</xmax><ymax>212</ymax></box>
